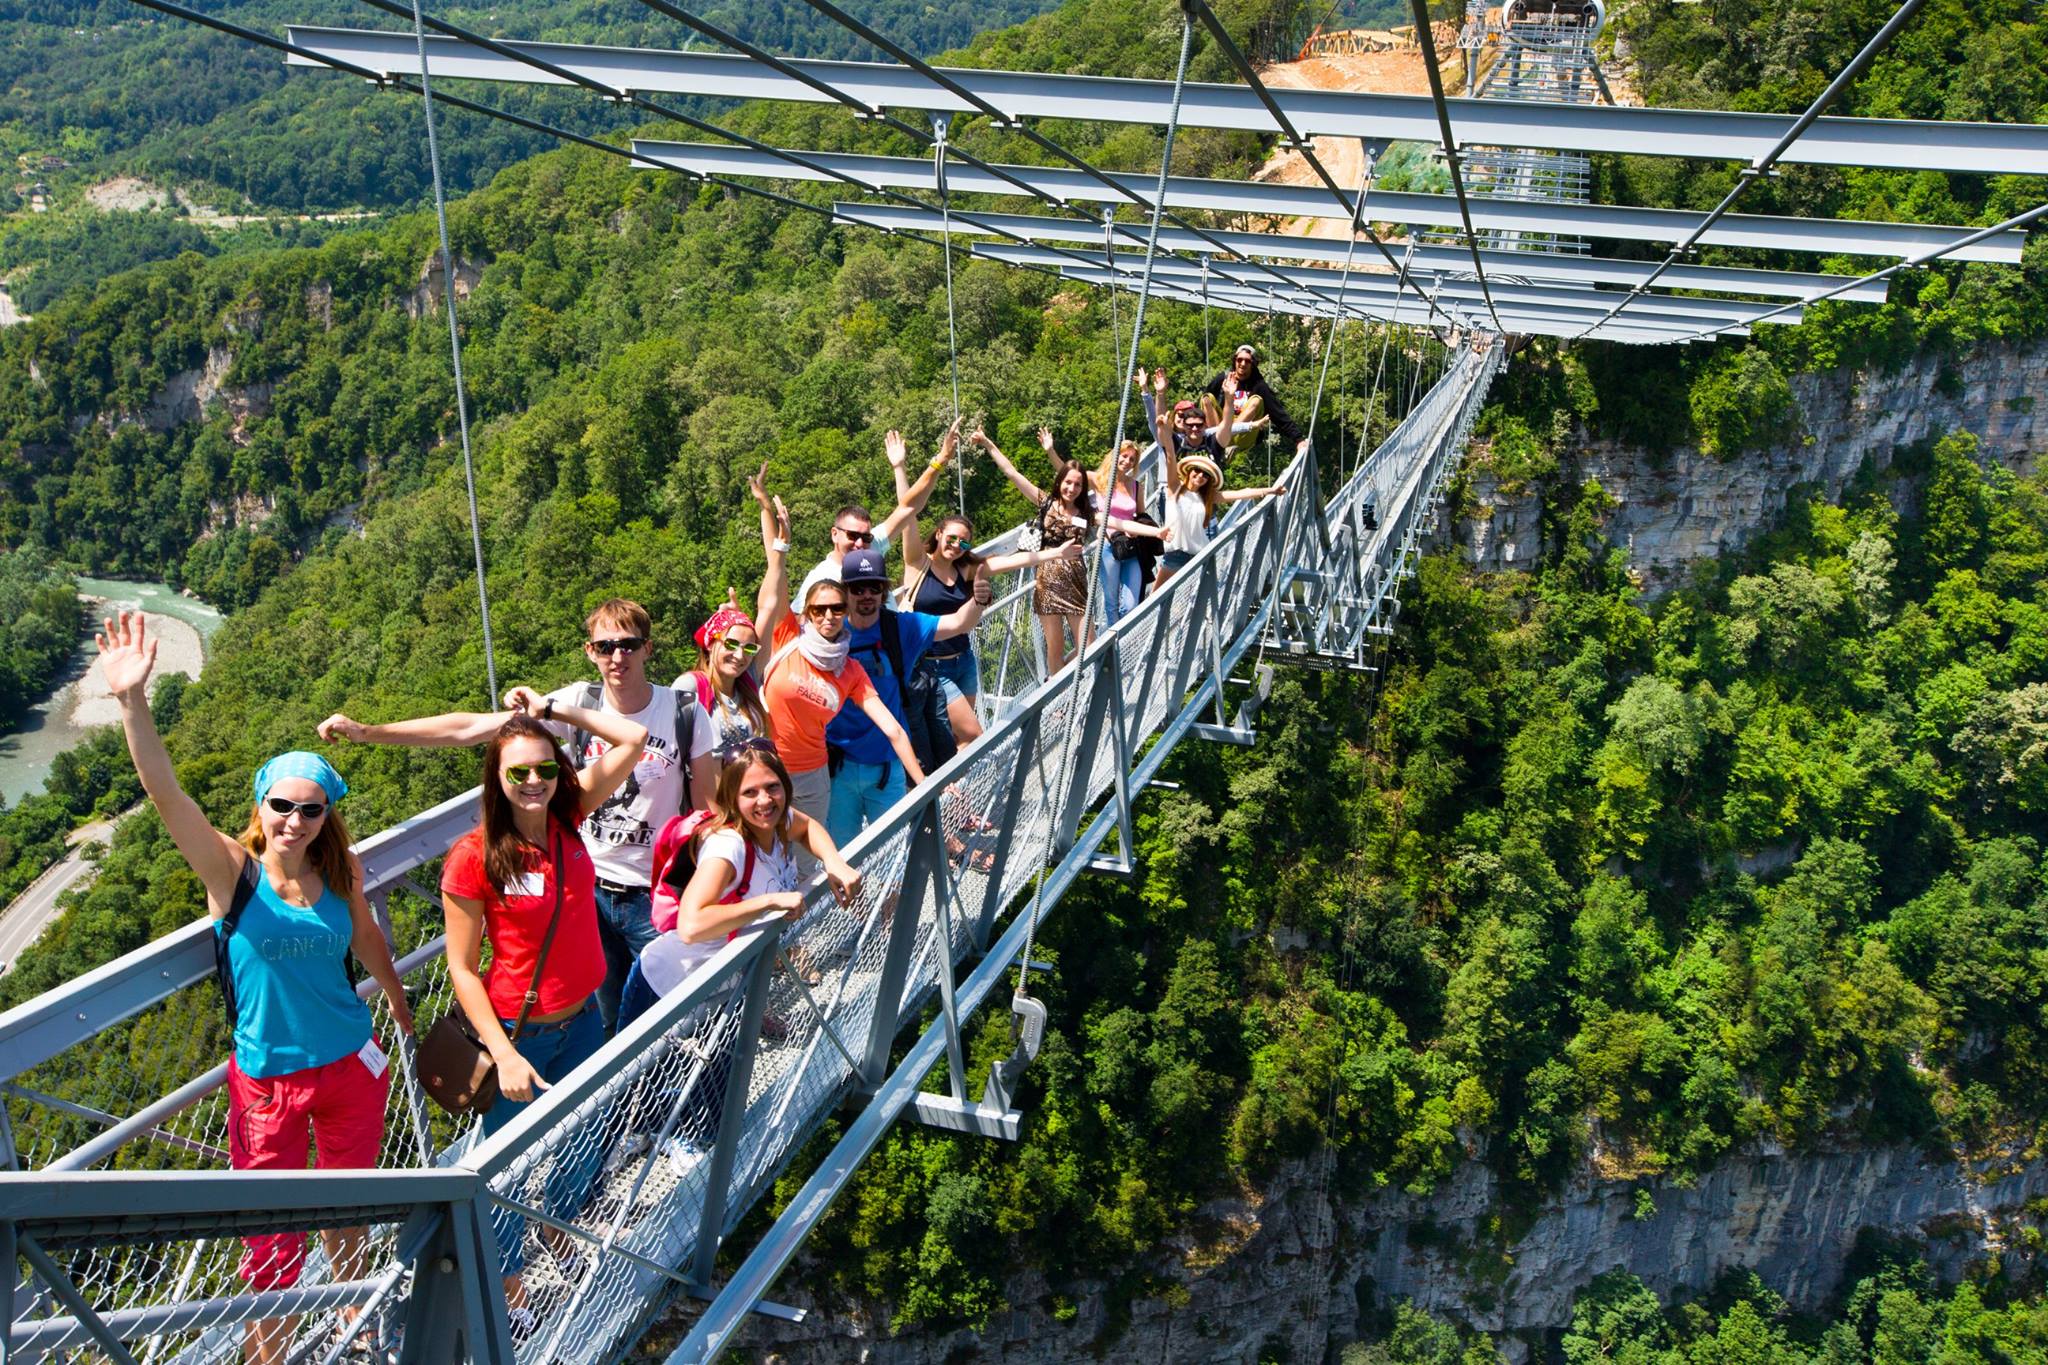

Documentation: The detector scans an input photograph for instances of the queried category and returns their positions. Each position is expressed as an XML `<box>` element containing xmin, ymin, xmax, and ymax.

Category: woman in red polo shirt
<box><xmin>439</xmin><ymin>696</ymin><xmax>645</xmax><ymax>1330</ymax></box>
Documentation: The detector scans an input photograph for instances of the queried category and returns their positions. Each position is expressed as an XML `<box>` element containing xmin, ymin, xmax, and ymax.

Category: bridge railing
<box><xmin>0</xmin><ymin>344</ymin><xmax>1496</xmax><ymax>1364</ymax></box>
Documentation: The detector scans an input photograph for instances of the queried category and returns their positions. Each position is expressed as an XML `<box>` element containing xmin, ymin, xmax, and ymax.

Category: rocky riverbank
<box><xmin>67</xmin><ymin>598</ymin><xmax>203</xmax><ymax>727</ymax></box>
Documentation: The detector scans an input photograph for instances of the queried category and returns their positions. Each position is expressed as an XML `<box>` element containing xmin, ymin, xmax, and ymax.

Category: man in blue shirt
<box><xmin>825</xmin><ymin>548</ymin><xmax>987</xmax><ymax>846</ymax></box>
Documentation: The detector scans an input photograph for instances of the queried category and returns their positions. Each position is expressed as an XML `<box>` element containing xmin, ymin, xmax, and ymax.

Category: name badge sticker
<box><xmin>358</xmin><ymin>1037</ymin><xmax>389</xmax><ymax>1079</ymax></box>
<box><xmin>510</xmin><ymin>872</ymin><xmax>547</xmax><ymax>898</ymax></box>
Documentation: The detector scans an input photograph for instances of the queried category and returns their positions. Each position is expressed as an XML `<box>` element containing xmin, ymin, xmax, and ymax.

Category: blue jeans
<box><xmin>1099</xmin><ymin>544</ymin><xmax>1144</xmax><ymax>628</ymax></box>
<box><xmin>827</xmin><ymin>756</ymin><xmax>907</xmax><ymax>847</ymax></box>
<box><xmin>480</xmin><ymin>1002</ymin><xmax>604</xmax><ymax>1275</ymax></box>
<box><xmin>928</xmin><ymin>649</ymin><xmax>978</xmax><ymax>705</ymax></box>
<box><xmin>593</xmin><ymin>881</ymin><xmax>657</xmax><ymax>1036</ymax></box>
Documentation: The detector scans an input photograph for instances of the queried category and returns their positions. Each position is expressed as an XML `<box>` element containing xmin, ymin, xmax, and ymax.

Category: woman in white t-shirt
<box><xmin>621</xmin><ymin>743</ymin><xmax>858</xmax><ymax>1165</ymax></box>
<box><xmin>1153</xmin><ymin>448</ymin><xmax>1284</xmax><ymax>587</ymax></box>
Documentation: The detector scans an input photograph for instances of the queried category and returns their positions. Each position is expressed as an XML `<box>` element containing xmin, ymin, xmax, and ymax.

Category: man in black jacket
<box><xmin>1202</xmin><ymin>343</ymin><xmax>1305</xmax><ymax>465</ymax></box>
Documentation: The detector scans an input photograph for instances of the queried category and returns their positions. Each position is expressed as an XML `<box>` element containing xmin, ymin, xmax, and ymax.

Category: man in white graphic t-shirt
<box><xmin>317</xmin><ymin>599</ymin><xmax>714</xmax><ymax>1034</ymax></box>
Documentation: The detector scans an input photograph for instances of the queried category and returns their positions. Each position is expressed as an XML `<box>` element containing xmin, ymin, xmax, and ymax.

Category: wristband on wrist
<box><xmin>542</xmin><ymin>697</ymin><xmax>555</xmax><ymax>721</ymax></box>
<box><xmin>771</xmin><ymin>537</ymin><xmax>791</xmax><ymax>554</ymax></box>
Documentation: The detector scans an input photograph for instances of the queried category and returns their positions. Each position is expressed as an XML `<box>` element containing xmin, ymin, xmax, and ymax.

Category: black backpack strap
<box><xmin>566</xmin><ymin>681</ymin><xmax>602</xmax><ymax>767</ymax></box>
<box><xmin>879</xmin><ymin>609</ymin><xmax>906</xmax><ymax>684</ymax></box>
<box><xmin>223</xmin><ymin>854</ymin><xmax>263</xmax><ymax>934</ymax></box>
<box><xmin>214</xmin><ymin>854</ymin><xmax>265</xmax><ymax>1030</ymax></box>
<box><xmin>672</xmin><ymin>685</ymin><xmax>697</xmax><ymax>767</ymax></box>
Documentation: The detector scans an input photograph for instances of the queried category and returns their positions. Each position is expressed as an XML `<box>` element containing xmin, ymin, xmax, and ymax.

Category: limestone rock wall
<box><xmin>1456</xmin><ymin>339</ymin><xmax>2048</xmax><ymax>592</ymax></box>
<box><xmin>737</xmin><ymin>1144</ymin><xmax>2044</xmax><ymax>1364</ymax></box>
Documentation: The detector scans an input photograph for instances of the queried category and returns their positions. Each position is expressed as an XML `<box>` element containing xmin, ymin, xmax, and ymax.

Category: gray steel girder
<box><xmin>280</xmin><ymin>25</ymin><xmax>2048</xmax><ymax>176</ymax></box>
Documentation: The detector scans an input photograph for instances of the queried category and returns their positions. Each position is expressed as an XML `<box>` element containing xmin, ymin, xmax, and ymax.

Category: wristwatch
<box><xmin>542</xmin><ymin>697</ymin><xmax>555</xmax><ymax>721</ymax></box>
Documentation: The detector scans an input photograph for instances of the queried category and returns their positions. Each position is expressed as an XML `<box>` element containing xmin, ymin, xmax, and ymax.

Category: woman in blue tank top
<box><xmin>99</xmin><ymin>612</ymin><xmax>413</xmax><ymax>1365</ymax></box>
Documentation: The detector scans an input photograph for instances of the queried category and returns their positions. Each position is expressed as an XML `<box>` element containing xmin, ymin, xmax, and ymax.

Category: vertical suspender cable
<box><xmin>1303</xmin><ymin>144</ymin><xmax>1378</xmax><ymax>455</ymax></box>
<box><xmin>934</xmin><ymin>117</ymin><xmax>966</xmax><ymax>510</ymax></box>
<box><xmin>411</xmin><ymin>0</ymin><xmax>498</xmax><ymax>705</ymax></box>
<box><xmin>1200</xmin><ymin>254</ymin><xmax>1212</xmax><ymax>372</ymax></box>
<box><xmin>1104</xmin><ymin>212</ymin><xmax>1123</xmax><ymax>386</ymax></box>
<box><xmin>1015</xmin><ymin>11</ymin><xmax>1196</xmax><ymax>1004</ymax></box>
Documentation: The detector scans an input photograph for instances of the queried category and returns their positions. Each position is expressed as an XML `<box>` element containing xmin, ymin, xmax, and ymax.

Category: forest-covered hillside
<box><xmin>0</xmin><ymin>0</ymin><xmax>1075</xmax><ymax>311</ymax></box>
<box><xmin>1</xmin><ymin>0</ymin><xmax>2047</xmax><ymax>1356</ymax></box>
<box><xmin>3</xmin><ymin>0</ymin><xmax>1071</xmax><ymax>213</ymax></box>
<box><xmin>1346</xmin><ymin>1262</ymin><xmax>2048</xmax><ymax>1364</ymax></box>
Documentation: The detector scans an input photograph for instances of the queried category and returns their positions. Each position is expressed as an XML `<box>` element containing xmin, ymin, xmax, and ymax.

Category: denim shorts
<box><xmin>1159</xmin><ymin>550</ymin><xmax>1194</xmax><ymax>571</ymax></box>
<box><xmin>927</xmin><ymin>649</ymin><xmax>978</xmax><ymax>704</ymax></box>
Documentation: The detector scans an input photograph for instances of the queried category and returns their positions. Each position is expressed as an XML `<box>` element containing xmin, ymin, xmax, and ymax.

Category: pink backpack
<box><xmin>649</xmin><ymin>808</ymin><xmax>756</xmax><ymax>935</ymax></box>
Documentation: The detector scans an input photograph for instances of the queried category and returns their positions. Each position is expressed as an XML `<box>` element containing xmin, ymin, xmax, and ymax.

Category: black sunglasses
<box><xmin>264</xmin><ymin>796</ymin><xmax>329</xmax><ymax>820</ymax></box>
<box><xmin>833</xmin><ymin>526</ymin><xmax>875</xmax><ymax>545</ymax></box>
<box><xmin>504</xmin><ymin>761</ymin><xmax>561</xmax><ymax>783</ymax></box>
<box><xmin>589</xmin><ymin>636</ymin><xmax>646</xmax><ymax>656</ymax></box>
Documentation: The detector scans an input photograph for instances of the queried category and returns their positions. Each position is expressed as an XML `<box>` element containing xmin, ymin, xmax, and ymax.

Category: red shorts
<box><xmin>227</xmin><ymin>1045</ymin><xmax>390</xmax><ymax>1289</ymax></box>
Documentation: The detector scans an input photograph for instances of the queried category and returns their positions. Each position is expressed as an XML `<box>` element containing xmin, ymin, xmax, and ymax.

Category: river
<box><xmin>0</xmin><ymin>578</ymin><xmax>223</xmax><ymax>804</ymax></box>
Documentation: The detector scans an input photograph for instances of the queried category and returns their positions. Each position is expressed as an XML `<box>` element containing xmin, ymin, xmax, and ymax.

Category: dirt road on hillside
<box><xmin>1250</xmin><ymin>51</ymin><xmax>1446</xmax><ymax>242</ymax></box>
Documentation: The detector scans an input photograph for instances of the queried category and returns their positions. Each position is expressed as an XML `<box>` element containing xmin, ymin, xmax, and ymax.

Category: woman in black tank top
<box><xmin>901</xmin><ymin>510</ymin><xmax>1082</xmax><ymax>747</ymax></box>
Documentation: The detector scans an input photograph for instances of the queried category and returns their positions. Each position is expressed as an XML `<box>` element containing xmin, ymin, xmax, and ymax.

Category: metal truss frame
<box><xmin>986</xmin><ymin>245</ymin><xmax>1804</xmax><ymax>325</ymax></box>
<box><xmin>279</xmin><ymin>24</ymin><xmax>2048</xmax><ymax>174</ymax></box>
<box><xmin>625</xmin><ymin>140</ymin><xmax>2028</xmax><ymax>265</ymax></box>
<box><xmin>827</xmin><ymin>204</ymin><xmax>1893</xmax><ymax>302</ymax></box>
<box><xmin>1076</xmin><ymin>275</ymin><xmax>1746</xmax><ymax>342</ymax></box>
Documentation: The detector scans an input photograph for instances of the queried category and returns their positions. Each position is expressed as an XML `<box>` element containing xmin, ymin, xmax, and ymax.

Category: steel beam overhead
<box><xmin>282</xmin><ymin>25</ymin><xmax>2048</xmax><ymax>174</ymax></box>
<box><xmin>1085</xmin><ymin>275</ymin><xmax>1738</xmax><ymax>340</ymax></box>
<box><xmin>1673</xmin><ymin>197</ymin><xmax>2048</xmax><ymax>343</ymax></box>
<box><xmin>329</xmin><ymin>8</ymin><xmax>1447</xmax><ymax>328</ymax></box>
<box><xmin>1004</xmin><ymin>246</ymin><xmax>1806</xmax><ymax>324</ymax></box>
<box><xmin>832</xmin><ymin>203</ymin><xmax>1891</xmax><ymax>303</ymax></box>
<box><xmin>1121</xmin><ymin>270</ymin><xmax>1737</xmax><ymax>329</ymax></box>
<box><xmin>1054</xmin><ymin>268</ymin><xmax>1787</xmax><ymax>332</ymax></box>
<box><xmin>632</xmin><ymin>140</ymin><xmax>2026</xmax><ymax>264</ymax></box>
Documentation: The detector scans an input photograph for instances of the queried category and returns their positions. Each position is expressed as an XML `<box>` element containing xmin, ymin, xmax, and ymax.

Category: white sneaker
<box><xmin>601</xmin><ymin>1134</ymin><xmax>651</xmax><ymax>1175</ymax></box>
<box><xmin>663</xmin><ymin>1136</ymin><xmax>708</xmax><ymax>1177</ymax></box>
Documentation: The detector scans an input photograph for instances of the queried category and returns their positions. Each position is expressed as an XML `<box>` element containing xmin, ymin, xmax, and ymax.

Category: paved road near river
<box><xmin>0</xmin><ymin>814</ymin><xmax>123</xmax><ymax>975</ymax></box>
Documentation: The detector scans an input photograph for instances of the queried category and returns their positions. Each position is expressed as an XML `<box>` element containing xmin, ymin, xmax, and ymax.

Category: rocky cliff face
<box><xmin>739</xmin><ymin>1142</ymin><xmax>2045</xmax><ymax>1364</ymax></box>
<box><xmin>1457</xmin><ymin>339</ymin><xmax>2048</xmax><ymax>592</ymax></box>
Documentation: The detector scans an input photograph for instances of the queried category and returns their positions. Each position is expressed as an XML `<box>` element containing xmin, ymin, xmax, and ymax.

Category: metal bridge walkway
<box><xmin>0</xmin><ymin>345</ymin><xmax>1499</xmax><ymax>1365</ymax></box>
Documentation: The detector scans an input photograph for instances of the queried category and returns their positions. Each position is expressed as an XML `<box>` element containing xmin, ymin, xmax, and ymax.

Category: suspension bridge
<box><xmin>1</xmin><ymin>0</ymin><xmax>2043</xmax><ymax>1360</ymax></box>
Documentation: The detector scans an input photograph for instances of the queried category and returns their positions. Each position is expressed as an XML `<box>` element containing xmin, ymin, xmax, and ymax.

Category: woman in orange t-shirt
<box><xmin>752</xmin><ymin>471</ymin><xmax>925</xmax><ymax>822</ymax></box>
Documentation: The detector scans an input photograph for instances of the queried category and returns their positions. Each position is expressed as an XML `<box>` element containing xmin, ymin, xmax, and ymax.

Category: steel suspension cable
<box><xmin>364</xmin><ymin>0</ymin><xmax>1277</xmax><ymax>331</ymax></box>
<box><xmin>935</xmin><ymin>120</ymin><xmax>967</xmax><ymax>509</ymax></box>
<box><xmin>1677</xmin><ymin>198</ymin><xmax>2048</xmax><ymax>344</ymax></box>
<box><xmin>1579</xmin><ymin>0</ymin><xmax>1925</xmax><ymax>340</ymax></box>
<box><xmin>410</xmin><ymin>0</ymin><xmax>498</xmax><ymax>704</ymax></box>
<box><xmin>620</xmin><ymin>0</ymin><xmax>1336</xmax><ymax>331</ymax></box>
<box><xmin>124</xmin><ymin>0</ymin><xmax>913</xmax><ymax>235</ymax></box>
<box><xmin>1404</xmin><ymin>0</ymin><xmax>1502</xmax><ymax>334</ymax></box>
<box><xmin>1303</xmin><ymin>146</ymin><xmax>1380</xmax><ymax>455</ymax></box>
<box><xmin>789</xmin><ymin>0</ymin><xmax>1385</xmax><ymax>324</ymax></box>
<box><xmin>1201</xmin><ymin>255</ymin><xmax>1212</xmax><ymax>371</ymax></box>
<box><xmin>1182</xmin><ymin>0</ymin><xmax>1467</xmax><ymax>333</ymax></box>
<box><xmin>378</xmin><ymin>0</ymin><xmax>1381</xmax><ymax>327</ymax></box>
<box><xmin>1014</xmin><ymin>13</ymin><xmax>1196</xmax><ymax>1004</ymax></box>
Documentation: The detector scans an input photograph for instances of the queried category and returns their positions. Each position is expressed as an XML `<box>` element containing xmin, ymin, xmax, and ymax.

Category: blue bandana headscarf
<box><xmin>252</xmin><ymin>751</ymin><xmax>349</xmax><ymax>805</ymax></box>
